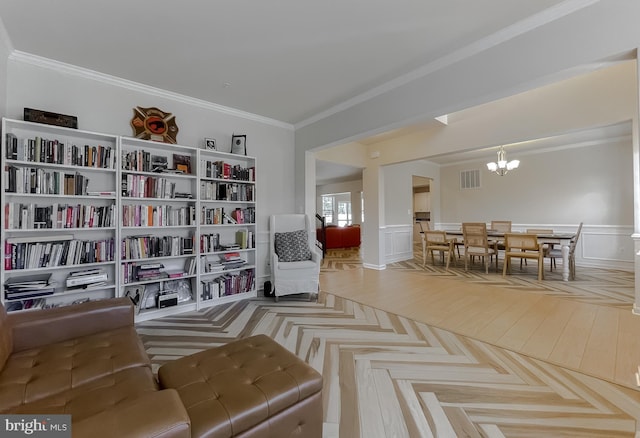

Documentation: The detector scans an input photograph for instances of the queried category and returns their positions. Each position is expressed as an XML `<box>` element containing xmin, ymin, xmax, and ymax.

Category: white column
<box><xmin>362</xmin><ymin>164</ymin><xmax>386</xmax><ymax>269</ymax></box>
<box><xmin>633</xmin><ymin>50</ymin><xmax>640</xmax><ymax>315</ymax></box>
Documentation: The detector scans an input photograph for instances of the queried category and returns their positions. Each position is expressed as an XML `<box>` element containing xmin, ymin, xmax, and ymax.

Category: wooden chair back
<box><xmin>462</xmin><ymin>222</ymin><xmax>489</xmax><ymax>249</ymax></box>
<box><xmin>504</xmin><ymin>233</ymin><xmax>540</xmax><ymax>252</ymax></box>
<box><xmin>491</xmin><ymin>220</ymin><xmax>512</xmax><ymax>232</ymax></box>
<box><xmin>503</xmin><ymin>233</ymin><xmax>544</xmax><ymax>280</ymax></box>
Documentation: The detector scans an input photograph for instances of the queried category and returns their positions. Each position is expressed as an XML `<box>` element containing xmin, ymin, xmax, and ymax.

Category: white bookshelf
<box><xmin>1</xmin><ymin>118</ymin><xmax>258</xmax><ymax>321</ymax></box>
<box><xmin>197</xmin><ymin>148</ymin><xmax>257</xmax><ymax>310</ymax></box>
<box><xmin>1</xmin><ymin>118</ymin><xmax>118</xmax><ymax>311</ymax></box>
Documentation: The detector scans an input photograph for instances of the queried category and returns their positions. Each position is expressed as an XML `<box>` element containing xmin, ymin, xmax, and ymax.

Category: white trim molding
<box><xmin>9</xmin><ymin>51</ymin><xmax>294</xmax><ymax>130</ymax></box>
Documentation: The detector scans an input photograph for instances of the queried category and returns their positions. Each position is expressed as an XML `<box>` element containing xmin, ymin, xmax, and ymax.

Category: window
<box><xmin>322</xmin><ymin>195</ymin><xmax>334</xmax><ymax>224</ymax></box>
<box><xmin>337</xmin><ymin>201</ymin><xmax>351</xmax><ymax>227</ymax></box>
<box><xmin>321</xmin><ymin>193</ymin><xmax>352</xmax><ymax>226</ymax></box>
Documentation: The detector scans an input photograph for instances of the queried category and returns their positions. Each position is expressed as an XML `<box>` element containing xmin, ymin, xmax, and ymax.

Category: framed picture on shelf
<box><xmin>172</xmin><ymin>154</ymin><xmax>192</xmax><ymax>174</ymax></box>
<box><xmin>231</xmin><ymin>134</ymin><xmax>246</xmax><ymax>155</ymax></box>
<box><xmin>204</xmin><ymin>138</ymin><xmax>216</xmax><ymax>151</ymax></box>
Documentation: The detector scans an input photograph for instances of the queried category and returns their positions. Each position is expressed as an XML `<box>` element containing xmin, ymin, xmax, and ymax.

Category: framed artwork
<box><xmin>205</xmin><ymin>138</ymin><xmax>217</xmax><ymax>150</ymax></box>
<box><xmin>130</xmin><ymin>106</ymin><xmax>179</xmax><ymax>144</ymax></box>
<box><xmin>231</xmin><ymin>134</ymin><xmax>247</xmax><ymax>155</ymax></box>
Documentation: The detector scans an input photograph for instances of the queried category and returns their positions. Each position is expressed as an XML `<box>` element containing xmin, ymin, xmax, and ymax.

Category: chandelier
<box><xmin>486</xmin><ymin>146</ymin><xmax>519</xmax><ymax>176</ymax></box>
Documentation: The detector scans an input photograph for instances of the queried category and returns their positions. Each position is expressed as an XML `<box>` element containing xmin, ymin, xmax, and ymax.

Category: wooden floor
<box><xmin>321</xmin><ymin>247</ymin><xmax>640</xmax><ymax>390</ymax></box>
<box><xmin>137</xmin><ymin>247</ymin><xmax>640</xmax><ymax>436</ymax></box>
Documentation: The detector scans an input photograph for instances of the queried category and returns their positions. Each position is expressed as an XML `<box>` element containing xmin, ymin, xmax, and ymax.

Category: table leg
<box><xmin>561</xmin><ymin>240</ymin><xmax>570</xmax><ymax>281</ymax></box>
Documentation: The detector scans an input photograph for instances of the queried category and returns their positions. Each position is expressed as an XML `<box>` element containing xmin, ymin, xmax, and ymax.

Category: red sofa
<box><xmin>318</xmin><ymin>225</ymin><xmax>361</xmax><ymax>249</ymax></box>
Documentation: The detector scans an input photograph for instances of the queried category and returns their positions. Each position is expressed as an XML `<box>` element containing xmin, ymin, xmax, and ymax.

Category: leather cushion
<box><xmin>158</xmin><ymin>334</ymin><xmax>322</xmax><ymax>438</ymax></box>
<box><xmin>0</xmin><ymin>326</ymin><xmax>150</xmax><ymax>412</ymax></box>
<box><xmin>8</xmin><ymin>367</ymin><xmax>157</xmax><ymax>421</ymax></box>
<box><xmin>0</xmin><ymin>304</ymin><xmax>12</xmax><ymax>371</ymax></box>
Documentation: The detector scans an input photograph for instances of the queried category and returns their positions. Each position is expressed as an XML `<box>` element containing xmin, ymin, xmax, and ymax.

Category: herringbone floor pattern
<box><xmin>138</xmin><ymin>293</ymin><xmax>640</xmax><ymax>437</ymax></box>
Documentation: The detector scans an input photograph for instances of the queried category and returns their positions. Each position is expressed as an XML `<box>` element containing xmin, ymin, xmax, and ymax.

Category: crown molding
<box><xmin>294</xmin><ymin>0</ymin><xmax>600</xmax><ymax>130</ymax></box>
<box><xmin>9</xmin><ymin>51</ymin><xmax>294</xmax><ymax>131</ymax></box>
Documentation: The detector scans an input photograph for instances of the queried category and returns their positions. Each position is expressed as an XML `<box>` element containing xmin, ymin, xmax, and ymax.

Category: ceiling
<box><xmin>0</xmin><ymin>0</ymin><xmax>565</xmax><ymax>125</ymax></box>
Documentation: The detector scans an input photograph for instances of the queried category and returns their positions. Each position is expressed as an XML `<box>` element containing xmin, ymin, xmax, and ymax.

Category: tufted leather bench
<box><xmin>158</xmin><ymin>334</ymin><xmax>323</xmax><ymax>438</ymax></box>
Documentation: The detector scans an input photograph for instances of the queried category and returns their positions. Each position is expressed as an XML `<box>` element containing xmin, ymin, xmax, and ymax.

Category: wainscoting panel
<box><xmin>383</xmin><ymin>225</ymin><xmax>413</xmax><ymax>264</ymax></box>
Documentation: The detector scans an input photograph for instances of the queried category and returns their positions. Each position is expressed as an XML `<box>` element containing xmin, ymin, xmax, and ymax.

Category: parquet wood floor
<box><xmin>136</xmin><ymin>247</ymin><xmax>640</xmax><ymax>436</ymax></box>
<box><xmin>322</xmin><ymin>247</ymin><xmax>639</xmax><ymax>389</ymax></box>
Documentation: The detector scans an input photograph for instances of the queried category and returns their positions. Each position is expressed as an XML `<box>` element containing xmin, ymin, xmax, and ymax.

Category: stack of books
<box><xmin>135</xmin><ymin>263</ymin><xmax>167</xmax><ymax>281</ymax></box>
<box><xmin>5</xmin><ymin>273</ymin><xmax>56</xmax><ymax>300</ymax></box>
<box><xmin>220</xmin><ymin>252</ymin><xmax>246</xmax><ymax>270</ymax></box>
<box><xmin>66</xmin><ymin>268</ymin><xmax>108</xmax><ymax>289</ymax></box>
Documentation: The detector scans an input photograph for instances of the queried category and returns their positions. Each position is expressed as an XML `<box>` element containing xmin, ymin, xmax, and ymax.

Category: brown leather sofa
<box><xmin>0</xmin><ymin>298</ymin><xmax>191</xmax><ymax>438</ymax></box>
<box><xmin>0</xmin><ymin>298</ymin><xmax>324</xmax><ymax>438</ymax></box>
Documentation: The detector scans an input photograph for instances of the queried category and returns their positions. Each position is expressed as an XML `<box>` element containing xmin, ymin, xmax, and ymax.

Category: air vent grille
<box><xmin>460</xmin><ymin>169</ymin><xmax>480</xmax><ymax>190</ymax></box>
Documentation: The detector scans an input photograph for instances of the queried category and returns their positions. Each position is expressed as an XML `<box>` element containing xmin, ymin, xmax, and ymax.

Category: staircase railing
<box><xmin>315</xmin><ymin>213</ymin><xmax>326</xmax><ymax>257</ymax></box>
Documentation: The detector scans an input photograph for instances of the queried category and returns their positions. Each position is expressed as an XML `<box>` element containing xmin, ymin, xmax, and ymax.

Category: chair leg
<box><xmin>502</xmin><ymin>256</ymin><xmax>510</xmax><ymax>277</ymax></box>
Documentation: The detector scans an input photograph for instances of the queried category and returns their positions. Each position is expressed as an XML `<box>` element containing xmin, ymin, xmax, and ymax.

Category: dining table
<box><xmin>444</xmin><ymin>229</ymin><xmax>577</xmax><ymax>281</ymax></box>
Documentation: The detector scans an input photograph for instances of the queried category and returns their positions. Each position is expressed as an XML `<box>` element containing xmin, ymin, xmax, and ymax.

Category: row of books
<box><xmin>122</xmin><ymin>204</ymin><xmax>196</xmax><ymax>227</ymax></box>
<box><xmin>121</xmin><ymin>174</ymin><xmax>180</xmax><ymax>199</ymax></box>
<box><xmin>4</xmin><ymin>236</ymin><xmax>116</xmax><ymax>270</ymax></box>
<box><xmin>121</xmin><ymin>235</ymin><xmax>194</xmax><ymax>260</ymax></box>
<box><xmin>200</xmin><ymin>160</ymin><xmax>255</xmax><ymax>182</ymax></box>
<box><xmin>121</xmin><ymin>150</ymin><xmax>192</xmax><ymax>174</ymax></box>
<box><xmin>200</xmin><ymin>233</ymin><xmax>254</xmax><ymax>253</ymax></box>
<box><xmin>5</xmin><ymin>166</ymin><xmax>90</xmax><ymax>195</ymax></box>
<box><xmin>5</xmin><ymin>133</ymin><xmax>116</xmax><ymax>169</ymax></box>
<box><xmin>121</xmin><ymin>258</ymin><xmax>198</xmax><ymax>284</ymax></box>
<box><xmin>5</xmin><ymin>203</ymin><xmax>115</xmax><ymax>230</ymax></box>
<box><xmin>200</xmin><ymin>269</ymin><xmax>255</xmax><ymax>301</ymax></box>
<box><xmin>201</xmin><ymin>207</ymin><xmax>255</xmax><ymax>225</ymax></box>
<box><xmin>200</xmin><ymin>181</ymin><xmax>254</xmax><ymax>202</ymax></box>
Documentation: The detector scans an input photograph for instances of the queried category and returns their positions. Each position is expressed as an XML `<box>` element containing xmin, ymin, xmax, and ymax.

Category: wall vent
<box><xmin>460</xmin><ymin>169</ymin><xmax>481</xmax><ymax>190</ymax></box>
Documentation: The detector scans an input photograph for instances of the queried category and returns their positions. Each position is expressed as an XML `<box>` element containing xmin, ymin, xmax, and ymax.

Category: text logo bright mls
<box><xmin>1</xmin><ymin>415</ymin><xmax>71</xmax><ymax>437</ymax></box>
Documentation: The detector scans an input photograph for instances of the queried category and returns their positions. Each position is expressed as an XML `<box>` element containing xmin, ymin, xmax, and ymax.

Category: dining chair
<box><xmin>524</xmin><ymin>228</ymin><xmax>554</xmax><ymax>268</ymax></box>
<box><xmin>502</xmin><ymin>233</ymin><xmax>544</xmax><ymax>281</ymax></box>
<box><xmin>545</xmin><ymin>222</ymin><xmax>583</xmax><ymax>279</ymax></box>
<box><xmin>423</xmin><ymin>230</ymin><xmax>456</xmax><ymax>270</ymax></box>
<box><xmin>462</xmin><ymin>222</ymin><xmax>497</xmax><ymax>274</ymax></box>
<box><xmin>490</xmin><ymin>220</ymin><xmax>512</xmax><ymax>260</ymax></box>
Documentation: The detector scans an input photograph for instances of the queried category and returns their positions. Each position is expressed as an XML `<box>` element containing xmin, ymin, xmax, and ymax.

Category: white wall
<box><xmin>0</xmin><ymin>18</ymin><xmax>12</xmax><ymax>118</ymax></box>
<box><xmin>439</xmin><ymin>140</ymin><xmax>633</xmax><ymax>226</ymax></box>
<box><xmin>6</xmin><ymin>57</ymin><xmax>296</xmax><ymax>285</ymax></box>
<box><xmin>382</xmin><ymin>160</ymin><xmax>441</xmax><ymax>263</ymax></box>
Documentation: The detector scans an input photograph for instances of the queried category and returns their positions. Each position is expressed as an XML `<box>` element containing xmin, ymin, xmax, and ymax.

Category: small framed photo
<box><xmin>204</xmin><ymin>138</ymin><xmax>216</xmax><ymax>150</ymax></box>
<box><xmin>231</xmin><ymin>134</ymin><xmax>247</xmax><ymax>155</ymax></box>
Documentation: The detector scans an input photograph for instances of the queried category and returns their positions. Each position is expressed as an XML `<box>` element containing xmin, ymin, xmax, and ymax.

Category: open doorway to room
<box><xmin>412</xmin><ymin>176</ymin><xmax>432</xmax><ymax>255</ymax></box>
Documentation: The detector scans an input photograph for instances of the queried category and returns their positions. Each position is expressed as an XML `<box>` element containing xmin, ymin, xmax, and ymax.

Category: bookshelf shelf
<box><xmin>2</xmin><ymin>118</ymin><xmax>257</xmax><ymax>320</ymax></box>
